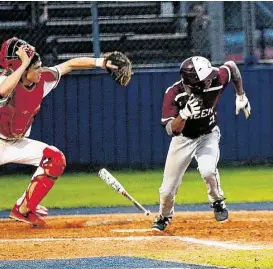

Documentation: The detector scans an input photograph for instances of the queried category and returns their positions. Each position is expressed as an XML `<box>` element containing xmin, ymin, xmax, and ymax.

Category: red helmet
<box><xmin>0</xmin><ymin>37</ymin><xmax>34</xmax><ymax>71</ymax></box>
<box><xmin>180</xmin><ymin>56</ymin><xmax>219</xmax><ymax>94</ymax></box>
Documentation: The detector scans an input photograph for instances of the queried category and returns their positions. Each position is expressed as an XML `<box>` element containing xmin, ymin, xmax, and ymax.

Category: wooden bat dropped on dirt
<box><xmin>98</xmin><ymin>168</ymin><xmax>151</xmax><ymax>216</ymax></box>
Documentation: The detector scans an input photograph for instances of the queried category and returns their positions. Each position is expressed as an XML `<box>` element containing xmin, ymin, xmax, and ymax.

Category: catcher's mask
<box><xmin>0</xmin><ymin>37</ymin><xmax>35</xmax><ymax>71</ymax></box>
<box><xmin>180</xmin><ymin>56</ymin><xmax>219</xmax><ymax>95</ymax></box>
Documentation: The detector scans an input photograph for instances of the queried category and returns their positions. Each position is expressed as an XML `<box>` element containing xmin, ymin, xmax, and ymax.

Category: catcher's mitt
<box><xmin>104</xmin><ymin>51</ymin><xmax>132</xmax><ymax>86</ymax></box>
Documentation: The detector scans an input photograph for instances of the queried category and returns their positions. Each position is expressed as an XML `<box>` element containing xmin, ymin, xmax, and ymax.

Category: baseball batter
<box><xmin>0</xmin><ymin>37</ymin><xmax>118</xmax><ymax>227</ymax></box>
<box><xmin>152</xmin><ymin>56</ymin><xmax>251</xmax><ymax>231</ymax></box>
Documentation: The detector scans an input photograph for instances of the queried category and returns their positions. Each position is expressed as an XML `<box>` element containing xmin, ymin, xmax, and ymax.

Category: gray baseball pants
<box><xmin>159</xmin><ymin>126</ymin><xmax>224</xmax><ymax>218</ymax></box>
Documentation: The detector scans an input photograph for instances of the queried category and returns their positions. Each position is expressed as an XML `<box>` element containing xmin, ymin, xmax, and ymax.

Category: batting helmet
<box><xmin>180</xmin><ymin>56</ymin><xmax>219</xmax><ymax>94</ymax></box>
<box><xmin>0</xmin><ymin>37</ymin><xmax>34</xmax><ymax>71</ymax></box>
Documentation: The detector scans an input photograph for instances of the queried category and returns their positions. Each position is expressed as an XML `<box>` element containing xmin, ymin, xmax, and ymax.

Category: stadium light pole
<box><xmin>91</xmin><ymin>1</ymin><xmax>101</xmax><ymax>57</ymax></box>
<box><xmin>207</xmin><ymin>2</ymin><xmax>225</xmax><ymax>63</ymax></box>
<box><xmin>242</xmin><ymin>2</ymin><xmax>257</xmax><ymax>65</ymax></box>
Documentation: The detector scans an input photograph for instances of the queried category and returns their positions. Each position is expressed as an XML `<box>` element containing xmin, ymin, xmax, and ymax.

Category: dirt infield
<box><xmin>0</xmin><ymin>210</ymin><xmax>272</xmax><ymax>264</ymax></box>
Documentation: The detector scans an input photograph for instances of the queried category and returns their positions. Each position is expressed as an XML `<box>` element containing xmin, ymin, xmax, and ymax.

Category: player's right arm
<box><xmin>170</xmin><ymin>96</ymin><xmax>201</xmax><ymax>135</ymax></box>
<box><xmin>0</xmin><ymin>46</ymin><xmax>31</xmax><ymax>98</ymax></box>
<box><xmin>161</xmin><ymin>85</ymin><xmax>182</xmax><ymax>136</ymax></box>
<box><xmin>161</xmin><ymin>85</ymin><xmax>200</xmax><ymax>136</ymax></box>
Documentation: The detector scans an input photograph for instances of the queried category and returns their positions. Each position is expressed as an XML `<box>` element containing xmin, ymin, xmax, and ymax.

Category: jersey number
<box><xmin>209</xmin><ymin>115</ymin><xmax>215</xmax><ymax>125</ymax></box>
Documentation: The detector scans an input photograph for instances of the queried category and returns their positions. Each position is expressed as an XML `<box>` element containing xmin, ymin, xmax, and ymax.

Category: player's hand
<box><xmin>16</xmin><ymin>45</ymin><xmax>33</xmax><ymax>68</ymax></box>
<box><xmin>95</xmin><ymin>58</ymin><xmax>118</xmax><ymax>70</ymax></box>
<box><xmin>179</xmin><ymin>94</ymin><xmax>201</xmax><ymax>120</ymax></box>
<box><xmin>235</xmin><ymin>93</ymin><xmax>251</xmax><ymax>119</ymax></box>
<box><xmin>105</xmin><ymin>60</ymin><xmax>118</xmax><ymax>70</ymax></box>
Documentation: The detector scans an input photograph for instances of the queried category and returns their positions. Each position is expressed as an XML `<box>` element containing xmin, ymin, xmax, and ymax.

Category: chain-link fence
<box><xmin>0</xmin><ymin>1</ymin><xmax>273</xmax><ymax>67</ymax></box>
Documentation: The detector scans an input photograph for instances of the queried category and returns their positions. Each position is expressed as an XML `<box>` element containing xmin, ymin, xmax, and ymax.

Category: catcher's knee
<box><xmin>40</xmin><ymin>146</ymin><xmax>66</xmax><ymax>178</ymax></box>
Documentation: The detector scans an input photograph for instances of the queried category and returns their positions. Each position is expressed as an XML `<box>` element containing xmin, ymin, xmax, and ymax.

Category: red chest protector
<box><xmin>0</xmin><ymin>80</ymin><xmax>44</xmax><ymax>139</ymax></box>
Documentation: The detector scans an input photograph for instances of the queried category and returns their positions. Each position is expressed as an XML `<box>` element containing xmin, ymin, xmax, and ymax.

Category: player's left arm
<box><xmin>55</xmin><ymin>57</ymin><xmax>117</xmax><ymax>76</ymax></box>
<box><xmin>40</xmin><ymin>57</ymin><xmax>119</xmax><ymax>97</ymax></box>
<box><xmin>224</xmin><ymin>60</ymin><xmax>244</xmax><ymax>95</ymax></box>
<box><xmin>224</xmin><ymin>60</ymin><xmax>251</xmax><ymax>119</ymax></box>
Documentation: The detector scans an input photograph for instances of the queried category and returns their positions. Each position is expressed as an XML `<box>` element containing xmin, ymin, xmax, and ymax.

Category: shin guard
<box><xmin>25</xmin><ymin>174</ymin><xmax>55</xmax><ymax>213</ymax></box>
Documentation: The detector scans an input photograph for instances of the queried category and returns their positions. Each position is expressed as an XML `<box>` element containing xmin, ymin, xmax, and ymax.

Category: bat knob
<box><xmin>145</xmin><ymin>210</ymin><xmax>151</xmax><ymax>216</ymax></box>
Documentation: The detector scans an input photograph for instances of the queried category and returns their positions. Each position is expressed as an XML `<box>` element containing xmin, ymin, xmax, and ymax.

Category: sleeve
<box><xmin>219</xmin><ymin>65</ymin><xmax>231</xmax><ymax>87</ymax></box>
<box><xmin>0</xmin><ymin>75</ymin><xmax>11</xmax><ymax>107</ymax></box>
<box><xmin>161</xmin><ymin>87</ymin><xmax>178</xmax><ymax>127</ymax></box>
<box><xmin>42</xmin><ymin>66</ymin><xmax>61</xmax><ymax>98</ymax></box>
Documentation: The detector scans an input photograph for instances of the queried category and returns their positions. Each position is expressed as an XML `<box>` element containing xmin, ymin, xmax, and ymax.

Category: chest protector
<box><xmin>0</xmin><ymin>82</ymin><xmax>44</xmax><ymax>139</ymax></box>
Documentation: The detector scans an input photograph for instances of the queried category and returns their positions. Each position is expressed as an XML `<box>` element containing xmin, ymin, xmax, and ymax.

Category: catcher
<box><xmin>0</xmin><ymin>37</ymin><xmax>132</xmax><ymax>227</ymax></box>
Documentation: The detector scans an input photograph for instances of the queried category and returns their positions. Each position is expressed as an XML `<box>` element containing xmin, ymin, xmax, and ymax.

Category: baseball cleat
<box><xmin>9</xmin><ymin>204</ymin><xmax>46</xmax><ymax>227</ymax></box>
<box><xmin>152</xmin><ymin>215</ymin><xmax>172</xmax><ymax>231</ymax></box>
<box><xmin>211</xmin><ymin>199</ymin><xmax>229</xmax><ymax>222</ymax></box>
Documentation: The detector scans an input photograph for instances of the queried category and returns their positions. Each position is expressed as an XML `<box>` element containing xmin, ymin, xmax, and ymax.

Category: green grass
<box><xmin>144</xmin><ymin>248</ymin><xmax>273</xmax><ymax>269</ymax></box>
<box><xmin>0</xmin><ymin>166</ymin><xmax>272</xmax><ymax>210</ymax></box>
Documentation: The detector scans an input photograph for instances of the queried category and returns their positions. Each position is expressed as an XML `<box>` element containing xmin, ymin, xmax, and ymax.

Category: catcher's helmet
<box><xmin>180</xmin><ymin>56</ymin><xmax>219</xmax><ymax>94</ymax></box>
<box><xmin>0</xmin><ymin>37</ymin><xmax>34</xmax><ymax>71</ymax></box>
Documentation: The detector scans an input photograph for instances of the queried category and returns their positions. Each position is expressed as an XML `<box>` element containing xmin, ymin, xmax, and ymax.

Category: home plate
<box><xmin>112</xmin><ymin>229</ymin><xmax>152</xmax><ymax>233</ymax></box>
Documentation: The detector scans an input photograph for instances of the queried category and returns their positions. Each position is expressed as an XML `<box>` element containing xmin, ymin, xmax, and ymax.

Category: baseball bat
<box><xmin>98</xmin><ymin>168</ymin><xmax>151</xmax><ymax>216</ymax></box>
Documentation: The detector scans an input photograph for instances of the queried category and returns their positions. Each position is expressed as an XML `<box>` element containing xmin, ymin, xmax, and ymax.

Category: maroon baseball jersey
<box><xmin>161</xmin><ymin>65</ymin><xmax>231</xmax><ymax>138</ymax></box>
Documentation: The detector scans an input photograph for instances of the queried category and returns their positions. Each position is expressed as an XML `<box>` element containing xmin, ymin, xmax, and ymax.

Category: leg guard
<box><xmin>25</xmin><ymin>175</ymin><xmax>55</xmax><ymax>213</ymax></box>
<box><xmin>40</xmin><ymin>146</ymin><xmax>66</xmax><ymax>178</ymax></box>
<box><xmin>17</xmin><ymin>146</ymin><xmax>66</xmax><ymax>215</ymax></box>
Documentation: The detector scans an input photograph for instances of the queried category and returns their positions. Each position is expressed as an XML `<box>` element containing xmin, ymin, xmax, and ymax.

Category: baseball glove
<box><xmin>104</xmin><ymin>51</ymin><xmax>132</xmax><ymax>86</ymax></box>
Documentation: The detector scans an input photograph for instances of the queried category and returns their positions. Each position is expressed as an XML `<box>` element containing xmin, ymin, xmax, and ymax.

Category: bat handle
<box><xmin>124</xmin><ymin>192</ymin><xmax>151</xmax><ymax>216</ymax></box>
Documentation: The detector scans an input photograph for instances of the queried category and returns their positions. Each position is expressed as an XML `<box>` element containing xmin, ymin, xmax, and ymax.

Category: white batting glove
<box><xmin>235</xmin><ymin>93</ymin><xmax>251</xmax><ymax>119</ymax></box>
<box><xmin>179</xmin><ymin>95</ymin><xmax>201</xmax><ymax>120</ymax></box>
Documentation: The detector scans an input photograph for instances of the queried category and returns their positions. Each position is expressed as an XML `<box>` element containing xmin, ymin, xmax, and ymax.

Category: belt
<box><xmin>0</xmin><ymin>135</ymin><xmax>18</xmax><ymax>141</ymax></box>
<box><xmin>183</xmin><ymin>126</ymin><xmax>218</xmax><ymax>139</ymax></box>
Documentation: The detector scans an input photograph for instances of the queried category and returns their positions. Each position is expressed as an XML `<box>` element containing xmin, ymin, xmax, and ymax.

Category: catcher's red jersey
<box><xmin>162</xmin><ymin>65</ymin><xmax>231</xmax><ymax>138</ymax></box>
<box><xmin>0</xmin><ymin>68</ymin><xmax>60</xmax><ymax>139</ymax></box>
